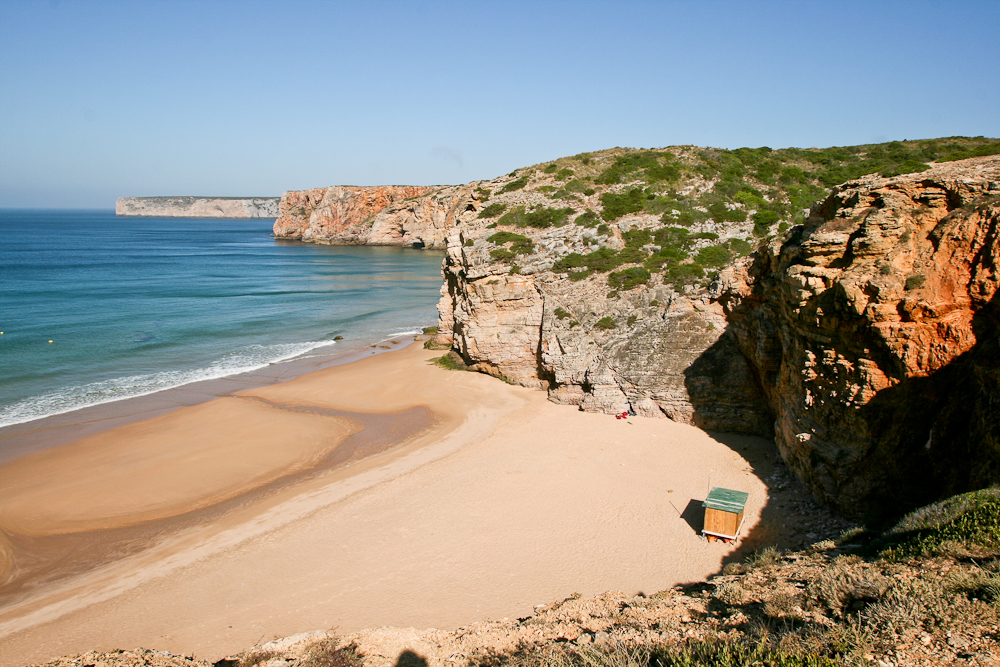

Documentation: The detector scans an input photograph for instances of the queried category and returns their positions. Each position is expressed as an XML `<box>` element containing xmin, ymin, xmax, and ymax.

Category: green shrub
<box><xmin>597</xmin><ymin>223</ymin><xmax>611</xmax><ymax>235</ymax></box>
<box><xmin>621</xmin><ymin>228</ymin><xmax>652</xmax><ymax>249</ymax></box>
<box><xmin>645</xmin><ymin>162</ymin><xmax>681</xmax><ymax>182</ymax></box>
<box><xmin>478</xmin><ymin>202</ymin><xmax>508</xmax><ymax>218</ymax></box>
<box><xmin>809</xmin><ymin>557</ymin><xmax>889</xmax><ymax>617</ymax></box>
<box><xmin>696</xmin><ymin>245</ymin><xmax>733</xmax><ymax>268</ymax></box>
<box><xmin>498</xmin><ymin>206</ymin><xmax>574</xmax><ymax>229</ymax></box>
<box><xmin>553</xmin><ymin>307</ymin><xmax>571</xmax><ymax>320</ymax></box>
<box><xmin>568</xmin><ymin>270</ymin><xmax>590</xmax><ymax>281</ymax></box>
<box><xmin>671</xmin><ymin>210</ymin><xmax>706</xmax><ymax>227</ymax></box>
<box><xmin>464</xmin><ymin>239</ymin><xmax>474</xmax><ymax>247</ymax></box>
<box><xmin>594</xmin><ymin>316</ymin><xmax>616</xmax><ymax>330</ymax></box>
<box><xmin>564</xmin><ymin>179</ymin><xmax>589</xmax><ymax>193</ymax></box>
<box><xmin>665</xmin><ymin>261</ymin><xmax>704</xmax><ymax>288</ymax></box>
<box><xmin>752</xmin><ymin>209</ymin><xmax>780</xmax><ymax>236</ymax></box>
<box><xmin>653</xmin><ymin>226</ymin><xmax>691</xmax><ymax>246</ymax></box>
<box><xmin>536</xmin><ymin>185</ymin><xmax>556</xmax><ymax>193</ymax></box>
<box><xmin>872</xmin><ymin>487</ymin><xmax>1000</xmax><ymax>560</ymax></box>
<box><xmin>551</xmin><ymin>189</ymin><xmax>581</xmax><ymax>201</ymax></box>
<box><xmin>499</xmin><ymin>175</ymin><xmax>530</xmax><ymax>193</ymax></box>
<box><xmin>881</xmin><ymin>160</ymin><xmax>931</xmax><ymax>177</ymax></box>
<box><xmin>595</xmin><ymin>151</ymin><xmax>661</xmax><ymax>184</ymax></box>
<box><xmin>627</xmin><ymin>315</ymin><xmax>638</xmax><ymax>326</ymax></box>
<box><xmin>555</xmin><ymin>168</ymin><xmax>575</xmax><ymax>180</ymax></box>
<box><xmin>733</xmin><ymin>186</ymin><xmax>767</xmax><ymax>208</ymax></box>
<box><xmin>542</xmin><ymin>163</ymin><xmax>558</xmax><ymax>173</ymax></box>
<box><xmin>574</xmin><ymin>210</ymin><xmax>600</xmax><ymax>227</ymax></box>
<box><xmin>432</xmin><ymin>351</ymin><xmax>469</xmax><ymax>371</ymax></box>
<box><xmin>938</xmin><ymin>140</ymin><xmax>1000</xmax><ymax>162</ymax></box>
<box><xmin>490</xmin><ymin>248</ymin><xmax>515</xmax><ymax>262</ymax></box>
<box><xmin>608</xmin><ymin>266</ymin><xmax>650</xmax><ymax>290</ymax></box>
<box><xmin>600</xmin><ymin>188</ymin><xmax>652</xmax><ymax>221</ymax></box>
<box><xmin>727</xmin><ymin>238</ymin><xmax>753</xmax><ymax>255</ymax></box>
<box><xmin>552</xmin><ymin>252</ymin><xmax>588</xmax><ymax>272</ymax></box>
<box><xmin>553</xmin><ymin>246</ymin><xmax>629</xmax><ymax>275</ymax></box>
<box><xmin>904</xmin><ymin>273</ymin><xmax>926</xmax><ymax>290</ymax></box>
<box><xmin>488</xmin><ymin>231</ymin><xmax>534</xmax><ymax>255</ymax></box>
<box><xmin>706</xmin><ymin>201</ymin><xmax>747</xmax><ymax>223</ymax></box>
<box><xmin>645</xmin><ymin>246</ymin><xmax>689</xmax><ymax>272</ymax></box>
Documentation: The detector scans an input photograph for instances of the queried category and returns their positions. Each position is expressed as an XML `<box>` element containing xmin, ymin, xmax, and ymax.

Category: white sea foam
<box><xmin>0</xmin><ymin>340</ymin><xmax>338</xmax><ymax>429</ymax></box>
<box><xmin>388</xmin><ymin>328</ymin><xmax>423</xmax><ymax>338</ymax></box>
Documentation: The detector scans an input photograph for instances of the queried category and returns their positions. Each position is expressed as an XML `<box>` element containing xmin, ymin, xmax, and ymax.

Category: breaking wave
<box><xmin>0</xmin><ymin>340</ymin><xmax>338</xmax><ymax>429</ymax></box>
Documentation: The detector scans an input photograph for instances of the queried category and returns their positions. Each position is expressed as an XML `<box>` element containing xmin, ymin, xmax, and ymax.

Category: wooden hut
<box><xmin>702</xmin><ymin>487</ymin><xmax>749</xmax><ymax>543</ymax></box>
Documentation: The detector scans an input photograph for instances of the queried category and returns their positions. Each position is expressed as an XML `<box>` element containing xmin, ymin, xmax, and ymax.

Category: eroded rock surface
<box><xmin>434</xmin><ymin>154</ymin><xmax>1000</xmax><ymax>518</ymax></box>
<box><xmin>273</xmin><ymin>185</ymin><xmax>473</xmax><ymax>248</ymax></box>
<box><xmin>722</xmin><ymin>156</ymin><xmax>1000</xmax><ymax>516</ymax></box>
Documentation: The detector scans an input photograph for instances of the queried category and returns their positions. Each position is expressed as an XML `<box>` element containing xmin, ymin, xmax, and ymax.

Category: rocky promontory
<box><xmin>421</xmin><ymin>139</ymin><xmax>1000</xmax><ymax>518</ymax></box>
<box><xmin>116</xmin><ymin>197</ymin><xmax>279</xmax><ymax>218</ymax></box>
<box><xmin>272</xmin><ymin>184</ymin><xmax>474</xmax><ymax>248</ymax></box>
<box><xmin>721</xmin><ymin>158</ymin><xmax>1000</xmax><ymax>517</ymax></box>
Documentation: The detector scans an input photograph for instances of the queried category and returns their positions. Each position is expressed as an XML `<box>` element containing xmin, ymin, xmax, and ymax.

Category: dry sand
<box><xmin>0</xmin><ymin>342</ymin><xmax>775</xmax><ymax>666</ymax></box>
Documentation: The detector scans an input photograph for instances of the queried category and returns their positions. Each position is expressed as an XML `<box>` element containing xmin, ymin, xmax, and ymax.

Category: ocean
<box><xmin>0</xmin><ymin>209</ymin><xmax>445</xmax><ymax>429</ymax></box>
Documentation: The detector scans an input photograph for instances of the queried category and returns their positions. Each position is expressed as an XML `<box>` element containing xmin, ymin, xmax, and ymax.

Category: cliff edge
<box><xmin>722</xmin><ymin>156</ymin><xmax>1000</xmax><ymax>517</ymax></box>
<box><xmin>116</xmin><ymin>197</ymin><xmax>279</xmax><ymax>218</ymax></box>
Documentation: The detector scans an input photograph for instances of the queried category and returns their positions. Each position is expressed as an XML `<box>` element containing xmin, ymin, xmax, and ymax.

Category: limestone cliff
<box><xmin>429</xmin><ymin>141</ymin><xmax>1000</xmax><ymax>517</ymax></box>
<box><xmin>272</xmin><ymin>185</ymin><xmax>474</xmax><ymax>248</ymax></box>
<box><xmin>116</xmin><ymin>197</ymin><xmax>279</xmax><ymax>218</ymax></box>
<box><xmin>720</xmin><ymin>156</ymin><xmax>1000</xmax><ymax>517</ymax></box>
<box><xmin>433</xmin><ymin>145</ymin><xmax>805</xmax><ymax>432</ymax></box>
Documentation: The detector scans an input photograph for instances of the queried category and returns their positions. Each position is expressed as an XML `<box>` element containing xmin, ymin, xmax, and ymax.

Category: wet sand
<box><xmin>0</xmin><ymin>343</ymin><xmax>775</xmax><ymax>666</ymax></box>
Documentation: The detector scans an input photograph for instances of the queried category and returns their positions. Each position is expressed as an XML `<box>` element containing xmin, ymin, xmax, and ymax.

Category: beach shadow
<box><xmin>679</xmin><ymin>498</ymin><xmax>704</xmax><ymax>535</ymax></box>
<box><xmin>395</xmin><ymin>650</ymin><xmax>429</xmax><ymax>667</ymax></box>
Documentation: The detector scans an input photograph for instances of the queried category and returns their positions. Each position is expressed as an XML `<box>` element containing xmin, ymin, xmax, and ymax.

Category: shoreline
<box><xmin>0</xmin><ymin>342</ymin><xmax>790</xmax><ymax>667</ymax></box>
<box><xmin>0</xmin><ymin>335</ymin><xmax>425</xmax><ymax>466</ymax></box>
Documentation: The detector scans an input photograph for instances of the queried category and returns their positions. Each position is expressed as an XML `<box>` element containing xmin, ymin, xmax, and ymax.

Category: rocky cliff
<box><xmin>426</xmin><ymin>140</ymin><xmax>1000</xmax><ymax>518</ymax></box>
<box><xmin>720</xmin><ymin>156</ymin><xmax>1000</xmax><ymax>517</ymax></box>
<box><xmin>116</xmin><ymin>197</ymin><xmax>279</xmax><ymax>218</ymax></box>
<box><xmin>272</xmin><ymin>185</ymin><xmax>474</xmax><ymax>248</ymax></box>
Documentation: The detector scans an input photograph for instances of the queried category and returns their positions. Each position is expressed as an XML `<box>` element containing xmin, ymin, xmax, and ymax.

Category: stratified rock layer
<box><xmin>721</xmin><ymin>156</ymin><xmax>1000</xmax><ymax>517</ymax></box>
<box><xmin>273</xmin><ymin>185</ymin><xmax>473</xmax><ymax>248</ymax></box>
<box><xmin>434</xmin><ymin>155</ymin><xmax>1000</xmax><ymax>518</ymax></box>
<box><xmin>116</xmin><ymin>197</ymin><xmax>279</xmax><ymax>218</ymax></box>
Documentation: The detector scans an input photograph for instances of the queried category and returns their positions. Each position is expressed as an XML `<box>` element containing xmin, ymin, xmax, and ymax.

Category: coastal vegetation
<box><xmin>478</xmin><ymin>137</ymin><xmax>1000</xmax><ymax>296</ymax></box>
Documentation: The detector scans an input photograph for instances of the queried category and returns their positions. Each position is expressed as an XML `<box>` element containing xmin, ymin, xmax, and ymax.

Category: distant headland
<box><xmin>115</xmin><ymin>196</ymin><xmax>280</xmax><ymax>218</ymax></box>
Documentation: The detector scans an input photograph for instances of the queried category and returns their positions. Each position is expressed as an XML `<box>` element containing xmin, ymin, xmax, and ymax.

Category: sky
<box><xmin>1</xmin><ymin>0</ymin><xmax>998</xmax><ymax>208</ymax></box>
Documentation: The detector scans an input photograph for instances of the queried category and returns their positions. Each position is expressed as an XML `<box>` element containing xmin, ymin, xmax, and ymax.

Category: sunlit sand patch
<box><xmin>0</xmin><ymin>397</ymin><xmax>358</xmax><ymax>538</ymax></box>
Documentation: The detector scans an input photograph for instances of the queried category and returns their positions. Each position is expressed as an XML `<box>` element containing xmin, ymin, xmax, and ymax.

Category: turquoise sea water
<box><xmin>0</xmin><ymin>209</ymin><xmax>445</xmax><ymax>428</ymax></box>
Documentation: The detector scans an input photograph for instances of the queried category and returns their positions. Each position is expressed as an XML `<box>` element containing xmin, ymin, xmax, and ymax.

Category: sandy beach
<box><xmin>0</xmin><ymin>341</ymin><xmax>781</xmax><ymax>667</ymax></box>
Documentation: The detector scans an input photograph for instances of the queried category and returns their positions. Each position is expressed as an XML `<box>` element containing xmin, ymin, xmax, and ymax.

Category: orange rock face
<box><xmin>273</xmin><ymin>185</ymin><xmax>472</xmax><ymax>248</ymax></box>
<box><xmin>723</xmin><ymin>156</ymin><xmax>1000</xmax><ymax>517</ymax></box>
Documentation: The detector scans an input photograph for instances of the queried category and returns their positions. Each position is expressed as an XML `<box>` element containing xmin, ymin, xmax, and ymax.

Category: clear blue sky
<box><xmin>2</xmin><ymin>0</ymin><xmax>998</xmax><ymax>208</ymax></box>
